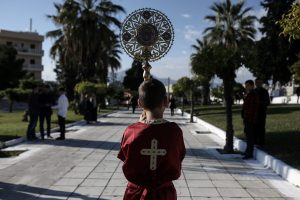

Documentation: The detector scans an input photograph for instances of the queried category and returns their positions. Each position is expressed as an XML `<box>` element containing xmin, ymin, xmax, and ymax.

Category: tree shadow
<box><xmin>0</xmin><ymin>182</ymin><xmax>95</xmax><ymax>200</ymax></box>
<box><xmin>27</xmin><ymin>138</ymin><xmax>121</xmax><ymax>151</ymax></box>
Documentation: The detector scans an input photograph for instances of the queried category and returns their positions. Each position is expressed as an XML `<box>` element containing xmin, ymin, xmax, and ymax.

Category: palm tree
<box><xmin>47</xmin><ymin>0</ymin><xmax>125</xmax><ymax>98</ymax></box>
<box><xmin>190</xmin><ymin>39</ymin><xmax>215</xmax><ymax>105</ymax></box>
<box><xmin>203</xmin><ymin>0</ymin><xmax>256</xmax><ymax>152</ymax></box>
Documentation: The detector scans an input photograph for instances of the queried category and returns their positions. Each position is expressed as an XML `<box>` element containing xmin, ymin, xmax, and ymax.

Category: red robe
<box><xmin>118</xmin><ymin>121</ymin><xmax>186</xmax><ymax>200</ymax></box>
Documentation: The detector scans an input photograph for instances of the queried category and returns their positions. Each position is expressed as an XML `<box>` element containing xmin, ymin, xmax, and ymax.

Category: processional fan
<box><xmin>120</xmin><ymin>8</ymin><xmax>174</xmax><ymax>81</ymax></box>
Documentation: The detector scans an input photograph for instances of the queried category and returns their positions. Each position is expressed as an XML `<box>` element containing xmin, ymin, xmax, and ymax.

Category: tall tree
<box><xmin>191</xmin><ymin>39</ymin><xmax>215</xmax><ymax>105</ymax></box>
<box><xmin>204</xmin><ymin>0</ymin><xmax>256</xmax><ymax>152</ymax></box>
<box><xmin>47</xmin><ymin>0</ymin><xmax>125</xmax><ymax>99</ymax></box>
<box><xmin>123</xmin><ymin>60</ymin><xmax>144</xmax><ymax>91</ymax></box>
<box><xmin>247</xmin><ymin>0</ymin><xmax>300</xmax><ymax>84</ymax></box>
<box><xmin>0</xmin><ymin>44</ymin><xmax>25</xmax><ymax>90</ymax></box>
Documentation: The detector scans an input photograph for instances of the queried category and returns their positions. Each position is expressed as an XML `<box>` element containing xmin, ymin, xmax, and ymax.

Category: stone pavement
<box><xmin>1</xmin><ymin>109</ymin><xmax>300</xmax><ymax>200</ymax></box>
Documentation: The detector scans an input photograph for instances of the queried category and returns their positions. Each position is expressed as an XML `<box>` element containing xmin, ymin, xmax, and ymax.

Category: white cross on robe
<box><xmin>140</xmin><ymin>139</ymin><xmax>167</xmax><ymax>170</ymax></box>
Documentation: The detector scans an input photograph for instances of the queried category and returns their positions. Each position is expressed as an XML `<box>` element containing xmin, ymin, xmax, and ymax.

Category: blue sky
<box><xmin>0</xmin><ymin>0</ymin><xmax>265</xmax><ymax>83</ymax></box>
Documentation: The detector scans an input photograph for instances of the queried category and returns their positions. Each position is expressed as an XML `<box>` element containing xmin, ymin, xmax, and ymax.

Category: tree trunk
<box><xmin>223</xmin><ymin>76</ymin><xmax>234</xmax><ymax>153</ymax></box>
<box><xmin>190</xmin><ymin>92</ymin><xmax>194</xmax><ymax>123</ymax></box>
<box><xmin>9</xmin><ymin>100</ymin><xmax>13</xmax><ymax>113</ymax></box>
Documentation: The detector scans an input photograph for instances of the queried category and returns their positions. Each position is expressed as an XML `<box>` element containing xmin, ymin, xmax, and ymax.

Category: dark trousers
<box><xmin>244</xmin><ymin>120</ymin><xmax>255</xmax><ymax>157</ymax></box>
<box><xmin>39</xmin><ymin>113</ymin><xmax>51</xmax><ymax>138</ymax></box>
<box><xmin>170</xmin><ymin>108</ymin><xmax>175</xmax><ymax>116</ymax></box>
<box><xmin>256</xmin><ymin>113</ymin><xmax>266</xmax><ymax>145</ymax></box>
<box><xmin>132</xmin><ymin>106</ymin><xmax>136</xmax><ymax>114</ymax></box>
<box><xmin>26</xmin><ymin>113</ymin><xmax>39</xmax><ymax>139</ymax></box>
<box><xmin>58</xmin><ymin>115</ymin><xmax>66</xmax><ymax>139</ymax></box>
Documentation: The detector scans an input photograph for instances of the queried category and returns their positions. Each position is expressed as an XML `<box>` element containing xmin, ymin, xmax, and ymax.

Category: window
<box><xmin>6</xmin><ymin>41</ymin><xmax>12</xmax><ymax>46</ymax></box>
<box><xmin>30</xmin><ymin>44</ymin><xmax>35</xmax><ymax>49</ymax></box>
<box><xmin>30</xmin><ymin>59</ymin><xmax>35</xmax><ymax>64</ymax></box>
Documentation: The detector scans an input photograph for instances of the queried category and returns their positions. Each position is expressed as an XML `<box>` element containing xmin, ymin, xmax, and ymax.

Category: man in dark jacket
<box><xmin>242</xmin><ymin>80</ymin><xmax>259</xmax><ymax>159</ymax></box>
<box><xmin>254</xmin><ymin>78</ymin><xmax>270</xmax><ymax>146</ymax></box>
<box><xmin>26</xmin><ymin>86</ymin><xmax>40</xmax><ymax>140</ymax></box>
<box><xmin>38</xmin><ymin>85</ymin><xmax>54</xmax><ymax>139</ymax></box>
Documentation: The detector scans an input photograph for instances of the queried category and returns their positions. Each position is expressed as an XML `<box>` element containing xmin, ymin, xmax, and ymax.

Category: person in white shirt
<box><xmin>52</xmin><ymin>88</ymin><xmax>69</xmax><ymax>140</ymax></box>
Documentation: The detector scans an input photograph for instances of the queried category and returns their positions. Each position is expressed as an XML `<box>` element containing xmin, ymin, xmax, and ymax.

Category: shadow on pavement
<box><xmin>0</xmin><ymin>182</ymin><xmax>93</xmax><ymax>200</ymax></box>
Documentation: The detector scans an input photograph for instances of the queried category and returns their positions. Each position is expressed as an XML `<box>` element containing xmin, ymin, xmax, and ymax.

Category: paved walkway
<box><xmin>1</xmin><ymin>109</ymin><xmax>300</xmax><ymax>200</ymax></box>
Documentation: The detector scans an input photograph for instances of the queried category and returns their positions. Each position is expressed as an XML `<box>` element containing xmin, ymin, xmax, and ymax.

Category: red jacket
<box><xmin>118</xmin><ymin>122</ymin><xmax>186</xmax><ymax>200</ymax></box>
<box><xmin>242</xmin><ymin>90</ymin><xmax>259</xmax><ymax>124</ymax></box>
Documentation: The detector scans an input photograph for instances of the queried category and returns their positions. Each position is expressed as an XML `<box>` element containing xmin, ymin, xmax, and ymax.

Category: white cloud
<box><xmin>235</xmin><ymin>66</ymin><xmax>254</xmax><ymax>83</ymax></box>
<box><xmin>182</xmin><ymin>14</ymin><xmax>191</xmax><ymax>18</ymax></box>
<box><xmin>183</xmin><ymin>25</ymin><xmax>202</xmax><ymax>42</ymax></box>
<box><xmin>150</xmin><ymin>56</ymin><xmax>192</xmax><ymax>80</ymax></box>
<box><xmin>182</xmin><ymin>50</ymin><xmax>187</xmax><ymax>55</ymax></box>
<box><xmin>250</xmin><ymin>8</ymin><xmax>267</xmax><ymax>40</ymax></box>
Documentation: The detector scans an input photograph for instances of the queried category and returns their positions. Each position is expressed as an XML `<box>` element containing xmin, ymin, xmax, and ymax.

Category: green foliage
<box><xmin>74</xmin><ymin>81</ymin><xmax>107</xmax><ymax>96</ymax></box>
<box><xmin>172</xmin><ymin>77</ymin><xmax>193</xmax><ymax>97</ymax></box>
<box><xmin>211</xmin><ymin>86</ymin><xmax>224</xmax><ymax>100</ymax></box>
<box><xmin>107</xmin><ymin>81</ymin><xmax>124</xmax><ymax>102</ymax></box>
<box><xmin>47</xmin><ymin>0</ymin><xmax>125</xmax><ymax>99</ymax></box>
<box><xmin>4</xmin><ymin>88</ymin><xmax>31</xmax><ymax>102</ymax></box>
<box><xmin>4</xmin><ymin>88</ymin><xmax>31</xmax><ymax>112</ymax></box>
<box><xmin>19</xmin><ymin>75</ymin><xmax>42</xmax><ymax>90</ymax></box>
<box><xmin>0</xmin><ymin>91</ymin><xmax>5</xmax><ymax>99</ymax></box>
<box><xmin>123</xmin><ymin>60</ymin><xmax>144</xmax><ymax>91</ymax></box>
<box><xmin>290</xmin><ymin>53</ymin><xmax>300</xmax><ymax>81</ymax></box>
<box><xmin>278</xmin><ymin>2</ymin><xmax>300</xmax><ymax>41</ymax></box>
<box><xmin>0</xmin><ymin>44</ymin><xmax>25</xmax><ymax>90</ymax></box>
<box><xmin>250</xmin><ymin>0</ymin><xmax>300</xmax><ymax>84</ymax></box>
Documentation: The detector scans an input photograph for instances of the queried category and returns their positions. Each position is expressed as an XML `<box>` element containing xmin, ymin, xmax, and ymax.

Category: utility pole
<box><xmin>167</xmin><ymin>77</ymin><xmax>170</xmax><ymax>99</ymax></box>
<box><xmin>29</xmin><ymin>18</ymin><xmax>32</xmax><ymax>32</ymax></box>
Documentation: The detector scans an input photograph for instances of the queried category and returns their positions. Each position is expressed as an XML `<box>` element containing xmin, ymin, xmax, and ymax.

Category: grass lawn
<box><xmin>188</xmin><ymin>104</ymin><xmax>300</xmax><ymax>170</ymax></box>
<box><xmin>0</xmin><ymin>107</ymin><xmax>118</xmax><ymax>142</ymax></box>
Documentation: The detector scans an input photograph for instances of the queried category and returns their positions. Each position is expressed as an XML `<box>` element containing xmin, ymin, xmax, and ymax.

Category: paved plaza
<box><xmin>0</xmin><ymin>109</ymin><xmax>300</xmax><ymax>200</ymax></box>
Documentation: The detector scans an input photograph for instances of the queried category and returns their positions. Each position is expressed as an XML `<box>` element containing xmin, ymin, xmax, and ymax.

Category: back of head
<box><xmin>138</xmin><ymin>79</ymin><xmax>166</xmax><ymax>110</ymax></box>
<box><xmin>245</xmin><ymin>80</ymin><xmax>254</xmax><ymax>86</ymax></box>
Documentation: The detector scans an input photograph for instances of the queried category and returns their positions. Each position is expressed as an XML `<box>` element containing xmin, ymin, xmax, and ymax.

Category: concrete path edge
<box><xmin>178</xmin><ymin>109</ymin><xmax>300</xmax><ymax>187</ymax></box>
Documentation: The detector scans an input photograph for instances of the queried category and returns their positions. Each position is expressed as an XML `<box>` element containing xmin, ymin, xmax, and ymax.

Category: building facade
<box><xmin>0</xmin><ymin>29</ymin><xmax>44</xmax><ymax>80</ymax></box>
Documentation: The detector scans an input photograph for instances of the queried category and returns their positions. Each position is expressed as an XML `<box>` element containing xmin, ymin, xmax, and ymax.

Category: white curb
<box><xmin>177</xmin><ymin>109</ymin><xmax>300</xmax><ymax>187</ymax></box>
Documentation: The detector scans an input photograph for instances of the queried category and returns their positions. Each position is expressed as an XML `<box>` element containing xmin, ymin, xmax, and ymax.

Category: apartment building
<box><xmin>0</xmin><ymin>29</ymin><xmax>44</xmax><ymax>80</ymax></box>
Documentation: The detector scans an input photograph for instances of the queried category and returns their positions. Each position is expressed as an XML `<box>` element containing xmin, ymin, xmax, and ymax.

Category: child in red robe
<box><xmin>118</xmin><ymin>79</ymin><xmax>186</xmax><ymax>200</ymax></box>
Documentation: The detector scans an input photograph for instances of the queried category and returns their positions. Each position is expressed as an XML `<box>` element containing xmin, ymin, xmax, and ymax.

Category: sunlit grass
<box><xmin>188</xmin><ymin>104</ymin><xmax>300</xmax><ymax>169</ymax></box>
<box><xmin>0</xmin><ymin>107</ymin><xmax>117</xmax><ymax>141</ymax></box>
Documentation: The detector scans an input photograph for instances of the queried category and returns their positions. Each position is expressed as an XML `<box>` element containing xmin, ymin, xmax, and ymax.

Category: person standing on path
<box><xmin>38</xmin><ymin>85</ymin><xmax>54</xmax><ymax>139</ymax></box>
<box><xmin>26</xmin><ymin>85</ymin><xmax>40</xmax><ymax>140</ymax></box>
<box><xmin>169</xmin><ymin>96</ymin><xmax>177</xmax><ymax>116</ymax></box>
<box><xmin>52</xmin><ymin>88</ymin><xmax>69</xmax><ymax>140</ymax></box>
<box><xmin>297</xmin><ymin>86</ymin><xmax>300</xmax><ymax>104</ymax></box>
<box><xmin>254</xmin><ymin>78</ymin><xmax>270</xmax><ymax>146</ymax></box>
<box><xmin>242</xmin><ymin>80</ymin><xmax>259</xmax><ymax>159</ymax></box>
<box><xmin>118</xmin><ymin>79</ymin><xmax>186</xmax><ymax>200</ymax></box>
<box><xmin>130</xmin><ymin>95</ymin><xmax>138</xmax><ymax>114</ymax></box>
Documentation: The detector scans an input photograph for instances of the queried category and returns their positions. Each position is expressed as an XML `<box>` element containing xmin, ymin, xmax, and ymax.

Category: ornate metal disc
<box><xmin>120</xmin><ymin>8</ymin><xmax>174</xmax><ymax>62</ymax></box>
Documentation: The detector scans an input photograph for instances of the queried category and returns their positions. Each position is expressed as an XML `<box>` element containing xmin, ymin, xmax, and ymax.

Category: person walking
<box><xmin>130</xmin><ymin>95</ymin><xmax>138</xmax><ymax>114</ymax></box>
<box><xmin>38</xmin><ymin>85</ymin><xmax>54</xmax><ymax>139</ymax></box>
<box><xmin>26</xmin><ymin>85</ymin><xmax>40</xmax><ymax>140</ymax></box>
<box><xmin>169</xmin><ymin>96</ymin><xmax>177</xmax><ymax>116</ymax></box>
<box><xmin>52</xmin><ymin>88</ymin><xmax>69</xmax><ymax>140</ymax></box>
<box><xmin>254</xmin><ymin>78</ymin><xmax>270</xmax><ymax>146</ymax></box>
<box><xmin>242</xmin><ymin>80</ymin><xmax>259</xmax><ymax>159</ymax></box>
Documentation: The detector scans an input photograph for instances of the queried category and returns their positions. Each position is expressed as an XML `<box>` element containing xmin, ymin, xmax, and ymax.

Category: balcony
<box><xmin>23</xmin><ymin>64</ymin><xmax>44</xmax><ymax>71</ymax></box>
<box><xmin>17</xmin><ymin>48</ymin><xmax>44</xmax><ymax>56</ymax></box>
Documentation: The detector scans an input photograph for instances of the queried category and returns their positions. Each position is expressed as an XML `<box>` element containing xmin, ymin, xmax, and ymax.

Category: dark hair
<box><xmin>245</xmin><ymin>80</ymin><xmax>254</xmax><ymax>86</ymax></box>
<box><xmin>58</xmin><ymin>87</ymin><xmax>65</xmax><ymax>92</ymax></box>
<box><xmin>138</xmin><ymin>79</ymin><xmax>166</xmax><ymax>110</ymax></box>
